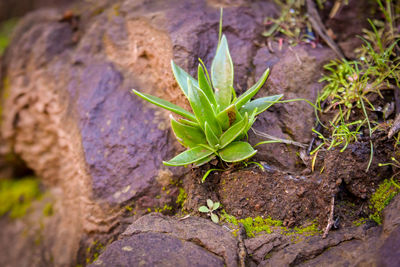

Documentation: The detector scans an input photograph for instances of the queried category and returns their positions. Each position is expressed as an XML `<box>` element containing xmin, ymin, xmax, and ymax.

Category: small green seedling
<box><xmin>132</xmin><ymin>9</ymin><xmax>283</xmax><ymax>174</ymax></box>
<box><xmin>199</xmin><ymin>199</ymin><xmax>220</xmax><ymax>223</ymax></box>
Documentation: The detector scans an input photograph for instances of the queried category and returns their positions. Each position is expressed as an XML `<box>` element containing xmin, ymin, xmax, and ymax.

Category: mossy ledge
<box><xmin>220</xmin><ymin>210</ymin><xmax>321</xmax><ymax>240</ymax></box>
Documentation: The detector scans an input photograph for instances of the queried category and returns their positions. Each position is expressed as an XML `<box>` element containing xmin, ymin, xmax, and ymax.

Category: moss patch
<box><xmin>152</xmin><ymin>204</ymin><xmax>173</xmax><ymax>213</ymax></box>
<box><xmin>221</xmin><ymin>210</ymin><xmax>321</xmax><ymax>238</ymax></box>
<box><xmin>369</xmin><ymin>178</ymin><xmax>400</xmax><ymax>224</ymax></box>
<box><xmin>0</xmin><ymin>18</ymin><xmax>18</xmax><ymax>55</ymax></box>
<box><xmin>176</xmin><ymin>187</ymin><xmax>187</xmax><ymax>208</ymax></box>
<box><xmin>42</xmin><ymin>202</ymin><xmax>54</xmax><ymax>217</ymax></box>
<box><xmin>86</xmin><ymin>241</ymin><xmax>105</xmax><ymax>265</ymax></box>
<box><xmin>0</xmin><ymin>177</ymin><xmax>42</xmax><ymax>218</ymax></box>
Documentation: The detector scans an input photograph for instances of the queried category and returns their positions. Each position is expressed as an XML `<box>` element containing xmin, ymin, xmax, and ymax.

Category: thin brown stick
<box><xmin>323</xmin><ymin>196</ymin><xmax>335</xmax><ymax>238</ymax></box>
<box><xmin>306</xmin><ymin>0</ymin><xmax>345</xmax><ymax>59</ymax></box>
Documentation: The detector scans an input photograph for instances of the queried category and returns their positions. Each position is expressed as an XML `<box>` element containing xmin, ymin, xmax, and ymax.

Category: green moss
<box><xmin>153</xmin><ymin>204</ymin><xmax>173</xmax><ymax>213</ymax></box>
<box><xmin>239</xmin><ymin>216</ymin><xmax>283</xmax><ymax>237</ymax></box>
<box><xmin>221</xmin><ymin>209</ymin><xmax>238</xmax><ymax>225</ymax></box>
<box><xmin>125</xmin><ymin>205</ymin><xmax>133</xmax><ymax>211</ymax></box>
<box><xmin>43</xmin><ymin>203</ymin><xmax>54</xmax><ymax>217</ymax></box>
<box><xmin>369</xmin><ymin>178</ymin><xmax>400</xmax><ymax>224</ymax></box>
<box><xmin>353</xmin><ymin>217</ymin><xmax>368</xmax><ymax>226</ymax></box>
<box><xmin>86</xmin><ymin>241</ymin><xmax>105</xmax><ymax>264</ymax></box>
<box><xmin>0</xmin><ymin>177</ymin><xmax>42</xmax><ymax>218</ymax></box>
<box><xmin>0</xmin><ymin>18</ymin><xmax>18</xmax><ymax>55</ymax></box>
<box><xmin>281</xmin><ymin>223</ymin><xmax>321</xmax><ymax>237</ymax></box>
<box><xmin>176</xmin><ymin>187</ymin><xmax>187</xmax><ymax>208</ymax></box>
<box><xmin>264</xmin><ymin>252</ymin><xmax>273</xmax><ymax>260</ymax></box>
<box><xmin>221</xmin><ymin>210</ymin><xmax>321</xmax><ymax>238</ymax></box>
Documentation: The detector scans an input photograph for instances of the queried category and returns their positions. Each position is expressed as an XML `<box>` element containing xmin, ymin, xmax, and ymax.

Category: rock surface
<box><xmin>1</xmin><ymin>0</ymin><xmax>398</xmax><ymax>266</ymax></box>
<box><xmin>251</xmin><ymin>45</ymin><xmax>334</xmax><ymax>171</ymax></box>
<box><xmin>94</xmin><ymin>195</ymin><xmax>400</xmax><ymax>267</ymax></box>
<box><xmin>0</xmin><ymin>0</ymin><xmax>74</xmax><ymax>22</ymax></box>
<box><xmin>0</xmin><ymin>0</ymin><xmax>286</xmax><ymax>265</ymax></box>
<box><xmin>90</xmin><ymin>213</ymin><xmax>238</xmax><ymax>267</ymax></box>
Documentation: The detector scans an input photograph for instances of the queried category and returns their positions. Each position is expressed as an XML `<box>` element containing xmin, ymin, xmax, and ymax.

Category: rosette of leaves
<box><xmin>132</xmin><ymin>34</ymin><xmax>283</xmax><ymax>167</ymax></box>
<box><xmin>199</xmin><ymin>199</ymin><xmax>220</xmax><ymax>224</ymax></box>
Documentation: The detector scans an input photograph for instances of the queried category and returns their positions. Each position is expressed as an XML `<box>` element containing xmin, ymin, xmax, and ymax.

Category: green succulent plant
<box><xmin>132</xmin><ymin>20</ymin><xmax>282</xmax><ymax>167</ymax></box>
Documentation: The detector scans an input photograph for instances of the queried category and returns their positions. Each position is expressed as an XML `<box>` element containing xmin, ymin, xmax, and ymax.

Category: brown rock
<box><xmin>99</xmin><ymin>213</ymin><xmax>239</xmax><ymax>267</ymax></box>
<box><xmin>0</xmin><ymin>0</ymin><xmax>279</xmax><ymax>265</ymax></box>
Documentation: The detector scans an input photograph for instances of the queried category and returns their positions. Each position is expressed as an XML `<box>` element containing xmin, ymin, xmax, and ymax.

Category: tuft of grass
<box><xmin>312</xmin><ymin>0</ymin><xmax>400</xmax><ymax>171</ymax></box>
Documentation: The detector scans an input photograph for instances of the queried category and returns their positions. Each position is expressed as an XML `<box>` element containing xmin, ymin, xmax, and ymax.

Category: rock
<box><xmin>92</xmin><ymin>195</ymin><xmax>400</xmax><ymax>267</ymax></box>
<box><xmin>250</xmin><ymin>194</ymin><xmax>400</xmax><ymax>266</ymax></box>
<box><xmin>0</xmin><ymin>188</ymin><xmax>64</xmax><ymax>267</ymax></box>
<box><xmin>90</xmin><ymin>232</ymin><xmax>225</xmax><ymax>267</ymax></box>
<box><xmin>0</xmin><ymin>0</ymin><xmax>283</xmax><ymax>265</ymax></box>
<box><xmin>92</xmin><ymin>213</ymin><xmax>238</xmax><ymax>267</ymax></box>
<box><xmin>2</xmin><ymin>0</ymin><xmax>395</xmax><ymax>266</ymax></box>
<box><xmin>250</xmin><ymin>45</ymin><xmax>335</xmax><ymax>171</ymax></box>
<box><xmin>0</xmin><ymin>0</ymin><xmax>74</xmax><ymax>22</ymax></box>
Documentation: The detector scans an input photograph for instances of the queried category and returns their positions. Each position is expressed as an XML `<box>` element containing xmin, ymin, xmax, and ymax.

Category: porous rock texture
<box><xmin>2</xmin><ymin>0</ymin><xmax>397</xmax><ymax>266</ymax></box>
<box><xmin>0</xmin><ymin>0</ymin><xmax>284</xmax><ymax>265</ymax></box>
<box><xmin>94</xmin><ymin>195</ymin><xmax>400</xmax><ymax>267</ymax></box>
<box><xmin>90</xmin><ymin>213</ymin><xmax>238</xmax><ymax>267</ymax></box>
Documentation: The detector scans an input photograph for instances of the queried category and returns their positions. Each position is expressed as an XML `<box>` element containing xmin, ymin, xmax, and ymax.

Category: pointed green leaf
<box><xmin>171</xmin><ymin>61</ymin><xmax>199</xmax><ymax>97</ymax></box>
<box><xmin>207</xmin><ymin>199</ymin><xmax>214</xmax><ymax>209</ymax></box>
<box><xmin>193</xmin><ymin>154</ymin><xmax>216</xmax><ymax>167</ymax></box>
<box><xmin>211</xmin><ymin>213</ymin><xmax>219</xmax><ymax>223</ymax></box>
<box><xmin>187</xmin><ymin>79</ymin><xmax>222</xmax><ymax>135</ymax></box>
<box><xmin>231</xmin><ymin>86</ymin><xmax>237</xmax><ymax>100</ymax></box>
<box><xmin>205</xmin><ymin>122</ymin><xmax>220</xmax><ymax>148</ymax></box>
<box><xmin>211</xmin><ymin>35</ymin><xmax>234</xmax><ymax>111</ymax></box>
<box><xmin>179</xmin><ymin>118</ymin><xmax>200</xmax><ymax>127</ymax></box>
<box><xmin>245</xmin><ymin>107</ymin><xmax>258</xmax><ymax>132</ymax></box>
<box><xmin>199</xmin><ymin>206</ymin><xmax>209</xmax><ymax>213</ymax></box>
<box><xmin>198</xmin><ymin>64</ymin><xmax>217</xmax><ymax>109</ymax></box>
<box><xmin>234</xmin><ymin>68</ymin><xmax>270</xmax><ymax>109</ymax></box>
<box><xmin>219</xmin><ymin>113</ymin><xmax>248</xmax><ymax>149</ymax></box>
<box><xmin>235</xmin><ymin>108</ymin><xmax>258</xmax><ymax>141</ymax></box>
<box><xmin>132</xmin><ymin>89</ymin><xmax>196</xmax><ymax>121</ymax></box>
<box><xmin>240</xmin><ymin>94</ymin><xmax>283</xmax><ymax>116</ymax></box>
<box><xmin>171</xmin><ymin>116</ymin><xmax>207</xmax><ymax>148</ymax></box>
<box><xmin>212</xmin><ymin>202</ymin><xmax>220</xmax><ymax>211</ymax></box>
<box><xmin>199</xmin><ymin>58</ymin><xmax>212</xmax><ymax>86</ymax></box>
<box><xmin>216</xmin><ymin>104</ymin><xmax>237</xmax><ymax>130</ymax></box>
<box><xmin>219</xmin><ymin>141</ymin><xmax>257</xmax><ymax>162</ymax></box>
<box><xmin>163</xmin><ymin>146</ymin><xmax>214</xmax><ymax>166</ymax></box>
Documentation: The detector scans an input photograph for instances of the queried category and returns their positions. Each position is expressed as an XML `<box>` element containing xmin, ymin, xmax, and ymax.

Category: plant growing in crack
<box><xmin>132</xmin><ymin>10</ymin><xmax>283</xmax><ymax>180</ymax></box>
<box><xmin>199</xmin><ymin>199</ymin><xmax>220</xmax><ymax>223</ymax></box>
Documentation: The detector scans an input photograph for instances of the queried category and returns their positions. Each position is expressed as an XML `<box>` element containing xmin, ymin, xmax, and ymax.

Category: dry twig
<box><xmin>323</xmin><ymin>196</ymin><xmax>335</xmax><ymax>238</ymax></box>
<box><xmin>306</xmin><ymin>0</ymin><xmax>345</xmax><ymax>58</ymax></box>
